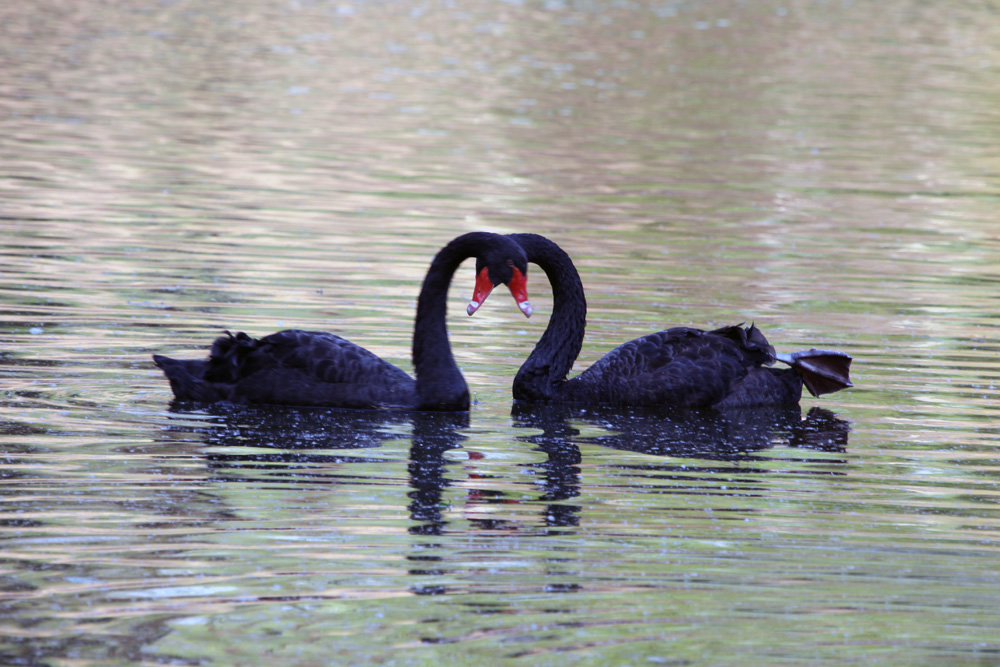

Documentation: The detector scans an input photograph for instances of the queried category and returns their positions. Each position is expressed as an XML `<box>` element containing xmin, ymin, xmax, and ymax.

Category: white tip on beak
<box><xmin>519</xmin><ymin>301</ymin><xmax>533</xmax><ymax>318</ymax></box>
<box><xmin>467</xmin><ymin>300</ymin><xmax>481</xmax><ymax>316</ymax></box>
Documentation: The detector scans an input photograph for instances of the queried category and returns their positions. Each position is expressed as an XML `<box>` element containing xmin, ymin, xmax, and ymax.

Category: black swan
<box><xmin>471</xmin><ymin>233</ymin><xmax>852</xmax><ymax>409</ymax></box>
<box><xmin>153</xmin><ymin>232</ymin><xmax>532</xmax><ymax>411</ymax></box>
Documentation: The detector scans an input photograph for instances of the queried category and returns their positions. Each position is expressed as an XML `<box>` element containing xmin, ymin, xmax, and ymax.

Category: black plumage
<box><xmin>487</xmin><ymin>233</ymin><xmax>852</xmax><ymax>409</ymax></box>
<box><xmin>153</xmin><ymin>232</ymin><xmax>531</xmax><ymax>412</ymax></box>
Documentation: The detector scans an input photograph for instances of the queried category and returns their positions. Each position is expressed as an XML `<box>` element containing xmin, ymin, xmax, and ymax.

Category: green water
<box><xmin>2</xmin><ymin>1</ymin><xmax>1000</xmax><ymax>664</ymax></box>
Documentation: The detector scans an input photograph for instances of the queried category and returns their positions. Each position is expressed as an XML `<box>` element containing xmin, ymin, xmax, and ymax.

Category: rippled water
<box><xmin>3</xmin><ymin>1</ymin><xmax>1000</xmax><ymax>664</ymax></box>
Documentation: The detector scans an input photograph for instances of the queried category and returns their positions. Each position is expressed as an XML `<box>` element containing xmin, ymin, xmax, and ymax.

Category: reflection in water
<box><xmin>407</xmin><ymin>413</ymin><xmax>468</xmax><ymax>595</ymax></box>
<box><xmin>511</xmin><ymin>401</ymin><xmax>850</xmax><ymax>528</ymax></box>
<box><xmin>407</xmin><ymin>413</ymin><xmax>469</xmax><ymax>537</ymax></box>
<box><xmin>166</xmin><ymin>402</ymin><xmax>405</xmax><ymax>482</ymax></box>
<box><xmin>513</xmin><ymin>402</ymin><xmax>849</xmax><ymax>461</ymax></box>
<box><xmin>160</xmin><ymin>401</ymin><xmax>851</xmax><ymax>609</ymax></box>
<box><xmin>176</xmin><ymin>401</ymin><xmax>849</xmax><ymax>519</ymax></box>
<box><xmin>162</xmin><ymin>402</ymin><xmax>466</xmax><ymax>485</ymax></box>
<box><xmin>163</xmin><ymin>404</ymin><xmax>471</xmax><ymax>597</ymax></box>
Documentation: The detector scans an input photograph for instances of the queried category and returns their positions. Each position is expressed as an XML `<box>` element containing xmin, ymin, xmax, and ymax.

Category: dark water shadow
<box><xmin>159</xmin><ymin>402</ymin><xmax>470</xmax><ymax>598</ymax></box>
<box><xmin>164</xmin><ymin>401</ymin><xmax>406</xmax><ymax>483</ymax></box>
<box><xmin>159</xmin><ymin>401</ymin><xmax>468</xmax><ymax>487</ymax></box>
<box><xmin>153</xmin><ymin>401</ymin><xmax>849</xmax><ymax>603</ymax></box>
<box><xmin>161</xmin><ymin>400</ymin><xmax>848</xmax><ymax>529</ymax></box>
<box><xmin>510</xmin><ymin>401</ymin><xmax>851</xmax><ymax>528</ymax></box>
<box><xmin>512</xmin><ymin>401</ymin><xmax>849</xmax><ymax>460</ymax></box>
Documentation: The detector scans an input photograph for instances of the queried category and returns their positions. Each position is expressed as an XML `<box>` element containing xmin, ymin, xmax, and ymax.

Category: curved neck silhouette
<box><xmin>508</xmin><ymin>233</ymin><xmax>587</xmax><ymax>401</ymax></box>
<box><xmin>505</xmin><ymin>233</ymin><xmax>852</xmax><ymax>409</ymax></box>
<box><xmin>153</xmin><ymin>231</ymin><xmax>532</xmax><ymax>411</ymax></box>
<box><xmin>411</xmin><ymin>232</ymin><xmax>502</xmax><ymax>410</ymax></box>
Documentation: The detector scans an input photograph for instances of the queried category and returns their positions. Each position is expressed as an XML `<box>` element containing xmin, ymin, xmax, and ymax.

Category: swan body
<box><xmin>153</xmin><ymin>232</ymin><xmax>531</xmax><ymax>411</ymax></box>
<box><xmin>479</xmin><ymin>233</ymin><xmax>851</xmax><ymax>410</ymax></box>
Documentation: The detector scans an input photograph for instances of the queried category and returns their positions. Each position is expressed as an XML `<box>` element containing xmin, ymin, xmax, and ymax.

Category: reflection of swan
<box><xmin>159</xmin><ymin>403</ymin><xmax>470</xmax><ymax>517</ymax></box>
<box><xmin>511</xmin><ymin>402</ymin><xmax>849</xmax><ymax>463</ymax></box>
<box><xmin>159</xmin><ymin>404</ymin><xmax>472</xmax><ymax>594</ymax></box>
<box><xmin>407</xmin><ymin>412</ymin><xmax>470</xmax><ymax>538</ymax></box>
<box><xmin>160</xmin><ymin>404</ymin><xmax>408</xmax><ymax>481</ymax></box>
<box><xmin>510</xmin><ymin>403</ymin><xmax>848</xmax><ymax>532</ymax></box>
<box><xmin>154</xmin><ymin>232</ymin><xmax>531</xmax><ymax>411</ymax></box>
<box><xmin>473</xmin><ymin>233</ymin><xmax>852</xmax><ymax>409</ymax></box>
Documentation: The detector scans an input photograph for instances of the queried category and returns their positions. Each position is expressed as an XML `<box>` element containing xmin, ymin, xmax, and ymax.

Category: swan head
<box><xmin>467</xmin><ymin>244</ymin><xmax>532</xmax><ymax>318</ymax></box>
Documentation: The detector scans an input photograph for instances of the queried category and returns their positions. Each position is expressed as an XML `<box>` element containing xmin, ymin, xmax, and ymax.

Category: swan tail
<box><xmin>776</xmin><ymin>349</ymin><xmax>853</xmax><ymax>397</ymax></box>
<box><xmin>152</xmin><ymin>331</ymin><xmax>256</xmax><ymax>402</ymax></box>
<box><xmin>152</xmin><ymin>354</ymin><xmax>225</xmax><ymax>402</ymax></box>
<box><xmin>711</xmin><ymin>322</ymin><xmax>777</xmax><ymax>364</ymax></box>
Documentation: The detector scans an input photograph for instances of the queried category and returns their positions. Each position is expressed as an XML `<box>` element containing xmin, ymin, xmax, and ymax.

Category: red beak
<box><xmin>507</xmin><ymin>267</ymin><xmax>532</xmax><ymax>317</ymax></box>
<box><xmin>467</xmin><ymin>267</ymin><xmax>532</xmax><ymax>317</ymax></box>
<box><xmin>467</xmin><ymin>267</ymin><xmax>495</xmax><ymax>315</ymax></box>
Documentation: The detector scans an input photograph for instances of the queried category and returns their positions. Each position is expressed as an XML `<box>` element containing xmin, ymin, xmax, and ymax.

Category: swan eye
<box><xmin>506</xmin><ymin>259</ymin><xmax>514</xmax><ymax>267</ymax></box>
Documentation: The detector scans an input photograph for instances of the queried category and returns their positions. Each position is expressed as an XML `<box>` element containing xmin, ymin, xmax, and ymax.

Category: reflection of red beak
<box><xmin>467</xmin><ymin>267</ymin><xmax>533</xmax><ymax>317</ymax></box>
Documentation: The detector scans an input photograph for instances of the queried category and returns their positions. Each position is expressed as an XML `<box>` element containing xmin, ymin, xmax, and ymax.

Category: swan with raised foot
<box><xmin>469</xmin><ymin>233</ymin><xmax>852</xmax><ymax>409</ymax></box>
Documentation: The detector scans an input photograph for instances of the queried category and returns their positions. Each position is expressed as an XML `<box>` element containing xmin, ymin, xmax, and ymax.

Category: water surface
<box><xmin>2</xmin><ymin>1</ymin><xmax>1000</xmax><ymax>665</ymax></box>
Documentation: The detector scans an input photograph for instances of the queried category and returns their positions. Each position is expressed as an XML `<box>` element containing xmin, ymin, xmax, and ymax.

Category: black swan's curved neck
<box><xmin>508</xmin><ymin>233</ymin><xmax>587</xmax><ymax>400</ymax></box>
<box><xmin>411</xmin><ymin>232</ymin><xmax>493</xmax><ymax>410</ymax></box>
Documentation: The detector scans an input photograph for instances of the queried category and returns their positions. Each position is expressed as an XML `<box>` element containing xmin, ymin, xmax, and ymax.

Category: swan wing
<box><xmin>572</xmin><ymin>327</ymin><xmax>760</xmax><ymax>407</ymax></box>
<box><xmin>204</xmin><ymin>330</ymin><xmax>415</xmax><ymax>408</ymax></box>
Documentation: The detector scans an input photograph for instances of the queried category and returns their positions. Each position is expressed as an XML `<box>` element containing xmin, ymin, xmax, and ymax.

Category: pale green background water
<box><xmin>2</xmin><ymin>1</ymin><xmax>1000</xmax><ymax>665</ymax></box>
